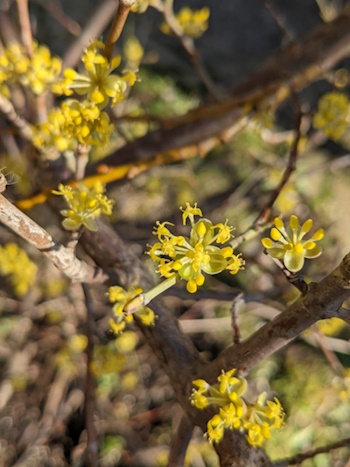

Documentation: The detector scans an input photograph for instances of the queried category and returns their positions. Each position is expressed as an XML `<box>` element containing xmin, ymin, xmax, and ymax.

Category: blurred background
<box><xmin>0</xmin><ymin>0</ymin><xmax>350</xmax><ymax>466</ymax></box>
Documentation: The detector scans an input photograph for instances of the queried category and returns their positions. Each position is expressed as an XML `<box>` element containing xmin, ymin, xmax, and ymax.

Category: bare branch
<box><xmin>275</xmin><ymin>436</ymin><xmax>350</xmax><ymax>466</ymax></box>
<box><xmin>82</xmin><ymin>283</ymin><xmax>98</xmax><ymax>466</ymax></box>
<box><xmin>208</xmin><ymin>253</ymin><xmax>350</xmax><ymax>380</ymax></box>
<box><xmin>0</xmin><ymin>183</ymin><xmax>107</xmax><ymax>283</ymax></box>
<box><xmin>168</xmin><ymin>413</ymin><xmax>193</xmax><ymax>467</ymax></box>
<box><xmin>16</xmin><ymin>0</ymin><xmax>33</xmax><ymax>57</ymax></box>
<box><xmin>104</xmin><ymin>0</ymin><xmax>136</xmax><ymax>61</ymax></box>
<box><xmin>256</xmin><ymin>99</ymin><xmax>302</xmax><ymax>225</ymax></box>
<box><xmin>62</xmin><ymin>0</ymin><xmax>119</xmax><ymax>69</ymax></box>
<box><xmin>0</xmin><ymin>94</ymin><xmax>34</xmax><ymax>142</ymax></box>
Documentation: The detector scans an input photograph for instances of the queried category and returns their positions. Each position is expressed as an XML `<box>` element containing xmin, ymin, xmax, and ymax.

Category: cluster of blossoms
<box><xmin>191</xmin><ymin>369</ymin><xmax>285</xmax><ymax>446</ymax></box>
<box><xmin>313</xmin><ymin>91</ymin><xmax>350</xmax><ymax>141</ymax></box>
<box><xmin>32</xmin><ymin>99</ymin><xmax>114</xmax><ymax>151</ymax></box>
<box><xmin>148</xmin><ymin>203</ymin><xmax>244</xmax><ymax>294</ymax></box>
<box><xmin>108</xmin><ymin>286</ymin><xmax>156</xmax><ymax>334</ymax></box>
<box><xmin>53</xmin><ymin>39</ymin><xmax>136</xmax><ymax>109</ymax></box>
<box><xmin>161</xmin><ymin>7</ymin><xmax>210</xmax><ymax>38</ymax></box>
<box><xmin>262</xmin><ymin>215</ymin><xmax>324</xmax><ymax>273</ymax></box>
<box><xmin>0</xmin><ymin>41</ymin><xmax>61</xmax><ymax>97</ymax></box>
<box><xmin>52</xmin><ymin>182</ymin><xmax>114</xmax><ymax>231</ymax></box>
<box><xmin>0</xmin><ymin>243</ymin><xmax>37</xmax><ymax>296</ymax></box>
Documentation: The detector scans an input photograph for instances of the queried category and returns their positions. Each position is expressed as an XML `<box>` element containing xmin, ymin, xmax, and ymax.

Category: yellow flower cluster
<box><xmin>108</xmin><ymin>286</ymin><xmax>156</xmax><ymax>334</ymax></box>
<box><xmin>52</xmin><ymin>182</ymin><xmax>114</xmax><ymax>231</ymax></box>
<box><xmin>161</xmin><ymin>7</ymin><xmax>210</xmax><ymax>38</ymax></box>
<box><xmin>262</xmin><ymin>215</ymin><xmax>324</xmax><ymax>273</ymax></box>
<box><xmin>191</xmin><ymin>369</ymin><xmax>285</xmax><ymax>446</ymax></box>
<box><xmin>0</xmin><ymin>41</ymin><xmax>61</xmax><ymax>96</ymax></box>
<box><xmin>313</xmin><ymin>91</ymin><xmax>349</xmax><ymax>140</ymax></box>
<box><xmin>148</xmin><ymin>203</ymin><xmax>244</xmax><ymax>294</ymax></box>
<box><xmin>32</xmin><ymin>99</ymin><xmax>114</xmax><ymax>151</ymax></box>
<box><xmin>53</xmin><ymin>39</ymin><xmax>136</xmax><ymax>109</ymax></box>
<box><xmin>0</xmin><ymin>243</ymin><xmax>37</xmax><ymax>296</ymax></box>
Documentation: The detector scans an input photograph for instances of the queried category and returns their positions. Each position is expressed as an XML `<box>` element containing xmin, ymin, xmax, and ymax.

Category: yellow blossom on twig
<box><xmin>52</xmin><ymin>182</ymin><xmax>114</xmax><ymax>231</ymax></box>
<box><xmin>190</xmin><ymin>369</ymin><xmax>285</xmax><ymax>446</ymax></box>
<box><xmin>108</xmin><ymin>285</ymin><xmax>156</xmax><ymax>334</ymax></box>
<box><xmin>161</xmin><ymin>7</ymin><xmax>210</xmax><ymax>38</ymax></box>
<box><xmin>262</xmin><ymin>215</ymin><xmax>324</xmax><ymax>273</ymax></box>
<box><xmin>54</xmin><ymin>39</ymin><xmax>136</xmax><ymax>109</ymax></box>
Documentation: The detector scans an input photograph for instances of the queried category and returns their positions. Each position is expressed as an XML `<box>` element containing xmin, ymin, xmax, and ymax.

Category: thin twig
<box><xmin>275</xmin><ymin>436</ymin><xmax>350</xmax><ymax>466</ymax></box>
<box><xmin>62</xmin><ymin>0</ymin><xmax>119</xmax><ymax>69</ymax></box>
<box><xmin>310</xmin><ymin>324</ymin><xmax>344</xmax><ymax>375</ymax></box>
<box><xmin>231</xmin><ymin>102</ymin><xmax>302</xmax><ymax>250</ymax></box>
<box><xmin>82</xmin><ymin>283</ymin><xmax>98</xmax><ymax>467</ymax></box>
<box><xmin>167</xmin><ymin>413</ymin><xmax>193</xmax><ymax>467</ymax></box>
<box><xmin>104</xmin><ymin>0</ymin><xmax>136</xmax><ymax>61</ymax></box>
<box><xmin>265</xmin><ymin>1</ymin><xmax>295</xmax><ymax>43</ymax></box>
<box><xmin>16</xmin><ymin>0</ymin><xmax>33</xmax><ymax>56</ymax></box>
<box><xmin>0</xmin><ymin>93</ymin><xmax>34</xmax><ymax>142</ymax></box>
<box><xmin>75</xmin><ymin>144</ymin><xmax>91</xmax><ymax>180</ymax></box>
<box><xmin>34</xmin><ymin>0</ymin><xmax>81</xmax><ymax>36</ymax></box>
<box><xmin>155</xmin><ymin>0</ymin><xmax>221</xmax><ymax>100</ymax></box>
<box><xmin>231</xmin><ymin>293</ymin><xmax>244</xmax><ymax>344</ymax></box>
<box><xmin>257</xmin><ymin>99</ymin><xmax>302</xmax><ymax>225</ymax></box>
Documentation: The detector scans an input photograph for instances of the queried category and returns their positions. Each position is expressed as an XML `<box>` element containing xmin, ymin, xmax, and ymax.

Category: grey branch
<box><xmin>0</xmin><ymin>187</ymin><xmax>107</xmax><ymax>283</ymax></box>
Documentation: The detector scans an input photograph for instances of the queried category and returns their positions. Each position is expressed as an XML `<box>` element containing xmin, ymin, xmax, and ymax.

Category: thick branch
<box><xmin>207</xmin><ymin>253</ymin><xmax>350</xmax><ymax>380</ymax></box>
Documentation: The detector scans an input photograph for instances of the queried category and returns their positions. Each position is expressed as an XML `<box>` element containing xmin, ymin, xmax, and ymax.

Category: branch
<box><xmin>82</xmin><ymin>283</ymin><xmax>98</xmax><ymax>466</ymax></box>
<box><xmin>62</xmin><ymin>0</ymin><xmax>119</xmax><ymax>69</ymax></box>
<box><xmin>0</xmin><ymin>94</ymin><xmax>34</xmax><ymax>142</ymax></box>
<box><xmin>207</xmin><ymin>252</ymin><xmax>350</xmax><ymax>380</ymax></box>
<box><xmin>16</xmin><ymin>0</ymin><xmax>33</xmax><ymax>57</ymax></box>
<box><xmin>168</xmin><ymin>413</ymin><xmax>193</xmax><ymax>467</ymax></box>
<box><xmin>104</xmin><ymin>0</ymin><xmax>136</xmax><ymax>61</ymax></box>
<box><xmin>256</xmin><ymin>99</ymin><xmax>302</xmax><ymax>225</ymax></box>
<box><xmin>275</xmin><ymin>436</ymin><xmax>350</xmax><ymax>466</ymax></box>
<box><xmin>156</xmin><ymin>0</ymin><xmax>221</xmax><ymax>100</ymax></box>
<box><xmin>0</xmin><ymin>177</ymin><xmax>107</xmax><ymax>283</ymax></box>
<box><xmin>92</xmin><ymin>5</ymin><xmax>350</xmax><ymax>170</ymax></box>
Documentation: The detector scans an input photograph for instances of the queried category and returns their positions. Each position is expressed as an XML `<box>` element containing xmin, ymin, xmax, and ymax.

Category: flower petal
<box><xmin>266</xmin><ymin>247</ymin><xmax>285</xmax><ymax>259</ymax></box>
<box><xmin>304</xmin><ymin>244</ymin><xmax>322</xmax><ymax>258</ymax></box>
<box><xmin>284</xmin><ymin>250</ymin><xmax>304</xmax><ymax>272</ymax></box>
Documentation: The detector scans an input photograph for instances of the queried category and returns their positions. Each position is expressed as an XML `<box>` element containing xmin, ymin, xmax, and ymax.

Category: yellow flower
<box><xmin>190</xmin><ymin>369</ymin><xmax>285</xmax><ymax>446</ymax></box>
<box><xmin>52</xmin><ymin>182</ymin><xmax>114</xmax><ymax>231</ymax></box>
<box><xmin>55</xmin><ymin>39</ymin><xmax>136</xmax><ymax>109</ymax></box>
<box><xmin>161</xmin><ymin>7</ymin><xmax>210</xmax><ymax>38</ymax></box>
<box><xmin>33</xmin><ymin>100</ymin><xmax>114</xmax><ymax>151</ymax></box>
<box><xmin>108</xmin><ymin>285</ymin><xmax>156</xmax><ymax>333</ymax></box>
<box><xmin>206</xmin><ymin>415</ymin><xmax>225</xmax><ymax>444</ymax></box>
<box><xmin>147</xmin><ymin>204</ymin><xmax>244</xmax><ymax>294</ymax></box>
<box><xmin>0</xmin><ymin>41</ymin><xmax>61</xmax><ymax>95</ymax></box>
<box><xmin>313</xmin><ymin>91</ymin><xmax>349</xmax><ymax>140</ymax></box>
<box><xmin>261</xmin><ymin>215</ymin><xmax>324</xmax><ymax>272</ymax></box>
